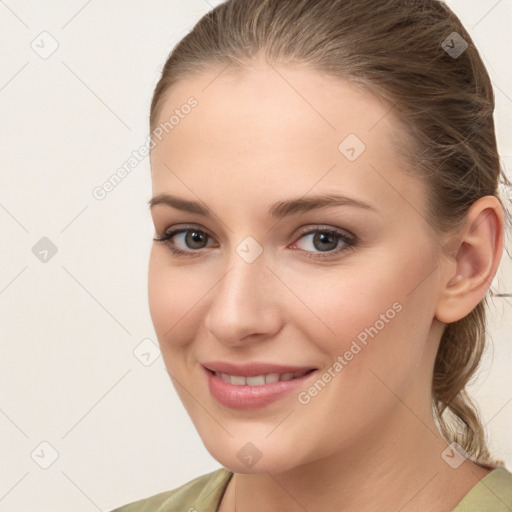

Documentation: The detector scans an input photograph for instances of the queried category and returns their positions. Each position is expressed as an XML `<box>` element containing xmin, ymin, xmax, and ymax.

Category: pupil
<box><xmin>188</xmin><ymin>231</ymin><xmax>205</xmax><ymax>248</ymax></box>
<box><xmin>315</xmin><ymin>232</ymin><xmax>337</xmax><ymax>251</ymax></box>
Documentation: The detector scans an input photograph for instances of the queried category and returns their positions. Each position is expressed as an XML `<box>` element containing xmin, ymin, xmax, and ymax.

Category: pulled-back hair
<box><xmin>149</xmin><ymin>0</ymin><xmax>509</xmax><ymax>467</ymax></box>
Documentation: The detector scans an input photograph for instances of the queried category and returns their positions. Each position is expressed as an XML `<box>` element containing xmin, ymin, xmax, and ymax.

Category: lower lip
<box><xmin>203</xmin><ymin>366</ymin><xmax>317</xmax><ymax>409</ymax></box>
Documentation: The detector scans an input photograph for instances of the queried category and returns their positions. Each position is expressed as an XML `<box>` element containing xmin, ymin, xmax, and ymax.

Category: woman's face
<box><xmin>148</xmin><ymin>60</ymin><xmax>447</xmax><ymax>473</ymax></box>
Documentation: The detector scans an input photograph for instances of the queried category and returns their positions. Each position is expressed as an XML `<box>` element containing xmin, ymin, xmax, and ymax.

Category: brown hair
<box><xmin>149</xmin><ymin>0</ymin><xmax>509</xmax><ymax>467</ymax></box>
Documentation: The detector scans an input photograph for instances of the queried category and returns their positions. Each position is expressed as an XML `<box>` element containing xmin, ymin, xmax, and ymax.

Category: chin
<box><xmin>204</xmin><ymin>439</ymin><xmax>303</xmax><ymax>474</ymax></box>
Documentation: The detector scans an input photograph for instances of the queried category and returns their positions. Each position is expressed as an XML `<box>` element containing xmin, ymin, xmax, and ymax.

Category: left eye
<box><xmin>291</xmin><ymin>228</ymin><xmax>355</xmax><ymax>254</ymax></box>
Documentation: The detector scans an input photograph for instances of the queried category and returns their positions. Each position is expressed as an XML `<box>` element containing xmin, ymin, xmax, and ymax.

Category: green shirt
<box><xmin>110</xmin><ymin>466</ymin><xmax>512</xmax><ymax>512</ymax></box>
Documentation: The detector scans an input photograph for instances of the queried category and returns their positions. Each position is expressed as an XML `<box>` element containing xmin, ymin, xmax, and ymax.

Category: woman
<box><xmin>111</xmin><ymin>0</ymin><xmax>512</xmax><ymax>510</ymax></box>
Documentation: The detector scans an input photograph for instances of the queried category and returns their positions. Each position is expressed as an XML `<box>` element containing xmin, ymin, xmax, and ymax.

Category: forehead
<box><xmin>149</xmin><ymin>61</ymin><xmax>425</xmax><ymax>221</ymax></box>
<box><xmin>154</xmin><ymin>60</ymin><xmax>397</xmax><ymax>143</ymax></box>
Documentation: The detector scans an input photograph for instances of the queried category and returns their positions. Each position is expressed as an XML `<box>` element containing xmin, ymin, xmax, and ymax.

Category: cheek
<box><xmin>289</xmin><ymin>254</ymin><xmax>432</xmax><ymax>372</ymax></box>
<box><xmin>147</xmin><ymin>250</ymin><xmax>205</xmax><ymax>350</ymax></box>
<box><xmin>285</xmin><ymin>264</ymin><xmax>404</xmax><ymax>344</ymax></box>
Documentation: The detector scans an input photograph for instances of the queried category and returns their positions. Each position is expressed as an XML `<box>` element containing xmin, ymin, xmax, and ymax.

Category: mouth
<box><xmin>205</xmin><ymin>367</ymin><xmax>316</xmax><ymax>386</ymax></box>
<box><xmin>201</xmin><ymin>363</ymin><xmax>319</xmax><ymax>409</ymax></box>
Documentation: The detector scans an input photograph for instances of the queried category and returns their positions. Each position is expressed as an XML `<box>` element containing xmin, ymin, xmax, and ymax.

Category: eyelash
<box><xmin>153</xmin><ymin>224</ymin><xmax>358</xmax><ymax>260</ymax></box>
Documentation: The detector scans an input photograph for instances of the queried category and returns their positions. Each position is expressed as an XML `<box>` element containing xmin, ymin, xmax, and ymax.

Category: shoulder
<box><xmin>453</xmin><ymin>467</ymin><xmax>512</xmax><ymax>512</ymax></box>
<box><xmin>108</xmin><ymin>467</ymin><xmax>233</xmax><ymax>512</ymax></box>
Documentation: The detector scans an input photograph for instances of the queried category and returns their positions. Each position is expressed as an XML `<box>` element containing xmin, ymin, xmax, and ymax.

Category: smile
<box><xmin>203</xmin><ymin>365</ymin><xmax>318</xmax><ymax>409</ymax></box>
<box><xmin>213</xmin><ymin>369</ymin><xmax>314</xmax><ymax>386</ymax></box>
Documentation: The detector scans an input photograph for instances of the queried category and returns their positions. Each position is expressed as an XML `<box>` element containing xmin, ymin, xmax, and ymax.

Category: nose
<box><xmin>204</xmin><ymin>251</ymin><xmax>283</xmax><ymax>347</ymax></box>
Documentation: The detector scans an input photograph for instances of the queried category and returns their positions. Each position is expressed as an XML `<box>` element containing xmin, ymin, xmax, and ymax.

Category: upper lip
<box><xmin>202</xmin><ymin>361</ymin><xmax>317</xmax><ymax>377</ymax></box>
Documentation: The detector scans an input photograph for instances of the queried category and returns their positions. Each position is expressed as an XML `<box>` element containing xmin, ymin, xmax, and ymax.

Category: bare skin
<box><xmin>147</xmin><ymin>56</ymin><xmax>504</xmax><ymax>512</ymax></box>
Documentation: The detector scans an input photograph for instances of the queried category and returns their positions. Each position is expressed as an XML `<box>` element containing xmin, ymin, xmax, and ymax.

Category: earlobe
<box><xmin>434</xmin><ymin>196</ymin><xmax>505</xmax><ymax>324</ymax></box>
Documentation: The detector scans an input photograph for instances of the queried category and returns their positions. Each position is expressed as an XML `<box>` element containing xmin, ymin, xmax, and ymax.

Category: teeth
<box><xmin>247</xmin><ymin>375</ymin><xmax>266</xmax><ymax>386</ymax></box>
<box><xmin>231</xmin><ymin>375</ymin><xmax>246</xmax><ymax>385</ymax></box>
<box><xmin>265</xmin><ymin>373</ymin><xmax>280</xmax><ymax>384</ymax></box>
<box><xmin>215</xmin><ymin>370</ymin><xmax>311</xmax><ymax>386</ymax></box>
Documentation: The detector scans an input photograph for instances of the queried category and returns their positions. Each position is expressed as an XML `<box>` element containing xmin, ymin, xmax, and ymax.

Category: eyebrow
<box><xmin>148</xmin><ymin>192</ymin><xmax>377</xmax><ymax>218</ymax></box>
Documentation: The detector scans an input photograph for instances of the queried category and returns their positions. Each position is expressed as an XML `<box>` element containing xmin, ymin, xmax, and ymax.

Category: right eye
<box><xmin>153</xmin><ymin>226</ymin><xmax>217</xmax><ymax>256</ymax></box>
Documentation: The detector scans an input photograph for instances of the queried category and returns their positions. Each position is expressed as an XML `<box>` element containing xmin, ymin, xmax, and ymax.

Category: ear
<box><xmin>435</xmin><ymin>195</ymin><xmax>505</xmax><ymax>324</ymax></box>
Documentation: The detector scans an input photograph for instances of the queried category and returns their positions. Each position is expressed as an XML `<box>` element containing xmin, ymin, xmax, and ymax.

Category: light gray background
<box><xmin>0</xmin><ymin>1</ymin><xmax>511</xmax><ymax>511</ymax></box>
